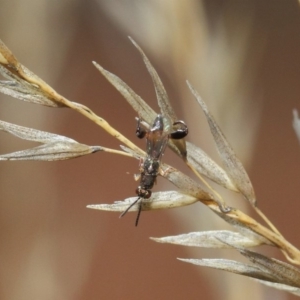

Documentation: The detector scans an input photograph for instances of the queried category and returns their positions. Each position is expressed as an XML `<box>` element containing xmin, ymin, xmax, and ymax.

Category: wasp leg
<box><xmin>134</xmin><ymin>173</ymin><xmax>141</xmax><ymax>181</ymax></box>
<box><xmin>159</xmin><ymin>166</ymin><xmax>176</xmax><ymax>177</ymax></box>
<box><xmin>136</xmin><ymin>118</ymin><xmax>147</xmax><ymax>139</ymax></box>
<box><xmin>169</xmin><ymin>120</ymin><xmax>188</xmax><ymax>140</ymax></box>
<box><xmin>138</xmin><ymin>157</ymin><xmax>145</xmax><ymax>172</ymax></box>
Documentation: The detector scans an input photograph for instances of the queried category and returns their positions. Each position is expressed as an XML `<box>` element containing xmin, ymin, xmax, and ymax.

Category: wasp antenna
<box><xmin>135</xmin><ymin>202</ymin><xmax>142</xmax><ymax>227</ymax></box>
<box><xmin>119</xmin><ymin>197</ymin><xmax>140</xmax><ymax>219</ymax></box>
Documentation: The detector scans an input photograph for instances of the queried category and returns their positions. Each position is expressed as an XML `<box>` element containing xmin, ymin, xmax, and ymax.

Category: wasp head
<box><xmin>136</xmin><ymin>186</ymin><xmax>152</xmax><ymax>199</ymax></box>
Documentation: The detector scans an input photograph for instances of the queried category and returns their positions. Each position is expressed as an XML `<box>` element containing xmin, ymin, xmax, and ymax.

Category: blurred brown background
<box><xmin>0</xmin><ymin>1</ymin><xmax>300</xmax><ymax>299</ymax></box>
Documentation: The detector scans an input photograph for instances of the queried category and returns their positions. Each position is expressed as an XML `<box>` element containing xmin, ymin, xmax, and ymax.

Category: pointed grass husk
<box><xmin>178</xmin><ymin>258</ymin><xmax>280</xmax><ymax>283</ymax></box>
<box><xmin>187</xmin><ymin>80</ymin><xmax>256</xmax><ymax>206</ymax></box>
<box><xmin>0</xmin><ymin>120</ymin><xmax>136</xmax><ymax>161</ymax></box>
<box><xmin>0</xmin><ymin>65</ymin><xmax>60</xmax><ymax>107</ymax></box>
<box><xmin>254</xmin><ymin>280</ymin><xmax>300</xmax><ymax>296</ymax></box>
<box><xmin>128</xmin><ymin>37</ymin><xmax>187</xmax><ymax>157</ymax></box>
<box><xmin>177</xmin><ymin>240</ymin><xmax>300</xmax><ymax>294</ymax></box>
<box><xmin>0</xmin><ymin>120</ymin><xmax>76</xmax><ymax>143</ymax></box>
<box><xmin>92</xmin><ymin>61</ymin><xmax>156</xmax><ymax>125</ymax></box>
<box><xmin>128</xmin><ymin>37</ymin><xmax>177</xmax><ymax>123</ymax></box>
<box><xmin>237</xmin><ymin>247</ymin><xmax>300</xmax><ymax>288</ymax></box>
<box><xmin>0</xmin><ymin>39</ymin><xmax>64</xmax><ymax>107</ymax></box>
<box><xmin>186</xmin><ymin>141</ymin><xmax>237</xmax><ymax>192</ymax></box>
<box><xmin>0</xmin><ymin>142</ymin><xmax>102</xmax><ymax>161</ymax></box>
<box><xmin>0</xmin><ymin>119</ymin><xmax>102</xmax><ymax>160</ymax></box>
<box><xmin>151</xmin><ymin>230</ymin><xmax>266</xmax><ymax>248</ymax></box>
<box><xmin>87</xmin><ymin>191</ymin><xmax>198</xmax><ymax>213</ymax></box>
<box><xmin>204</xmin><ymin>200</ymin><xmax>300</xmax><ymax>265</ymax></box>
<box><xmin>180</xmin><ymin>257</ymin><xmax>300</xmax><ymax>295</ymax></box>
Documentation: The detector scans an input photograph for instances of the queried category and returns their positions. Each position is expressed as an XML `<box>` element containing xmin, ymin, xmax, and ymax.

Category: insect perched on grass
<box><xmin>120</xmin><ymin>114</ymin><xmax>188</xmax><ymax>226</ymax></box>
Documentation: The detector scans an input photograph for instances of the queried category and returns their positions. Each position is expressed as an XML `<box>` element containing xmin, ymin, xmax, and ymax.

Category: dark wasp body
<box><xmin>120</xmin><ymin>114</ymin><xmax>188</xmax><ymax>226</ymax></box>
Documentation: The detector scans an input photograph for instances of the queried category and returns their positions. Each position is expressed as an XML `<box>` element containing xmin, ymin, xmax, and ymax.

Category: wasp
<box><xmin>120</xmin><ymin>114</ymin><xmax>188</xmax><ymax>226</ymax></box>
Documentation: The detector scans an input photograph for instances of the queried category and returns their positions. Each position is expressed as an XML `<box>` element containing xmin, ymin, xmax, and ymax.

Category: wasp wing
<box><xmin>145</xmin><ymin>115</ymin><xmax>169</xmax><ymax>161</ymax></box>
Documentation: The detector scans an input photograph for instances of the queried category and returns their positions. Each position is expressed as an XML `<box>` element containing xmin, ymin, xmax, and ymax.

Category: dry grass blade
<box><xmin>187</xmin><ymin>80</ymin><xmax>256</xmax><ymax>206</ymax></box>
<box><xmin>178</xmin><ymin>258</ymin><xmax>279</xmax><ymax>283</ymax></box>
<box><xmin>92</xmin><ymin>61</ymin><xmax>156</xmax><ymax>124</ymax></box>
<box><xmin>87</xmin><ymin>191</ymin><xmax>198</xmax><ymax>212</ymax></box>
<box><xmin>0</xmin><ymin>142</ymin><xmax>101</xmax><ymax>161</ymax></box>
<box><xmin>151</xmin><ymin>230</ymin><xmax>265</xmax><ymax>248</ymax></box>
<box><xmin>186</xmin><ymin>141</ymin><xmax>237</xmax><ymax>192</ymax></box>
